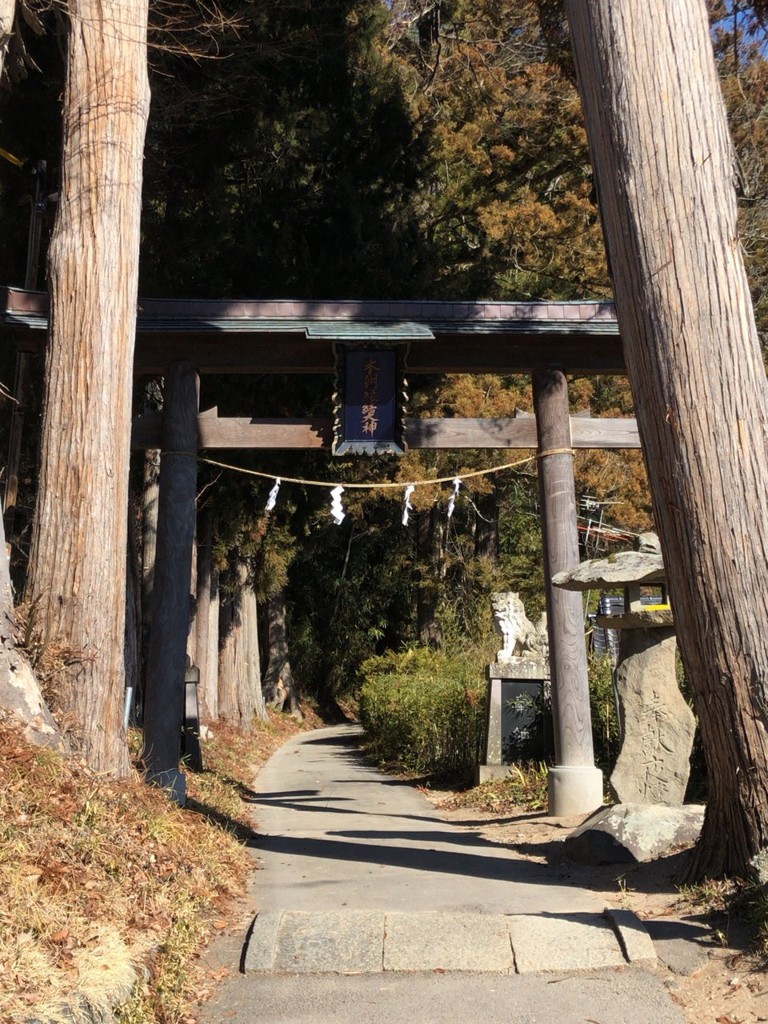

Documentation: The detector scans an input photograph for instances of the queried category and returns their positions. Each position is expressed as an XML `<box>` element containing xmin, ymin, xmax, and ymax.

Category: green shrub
<box><xmin>359</xmin><ymin>647</ymin><xmax>486</xmax><ymax>784</ymax></box>
<box><xmin>359</xmin><ymin>646</ymin><xmax>624</xmax><ymax>788</ymax></box>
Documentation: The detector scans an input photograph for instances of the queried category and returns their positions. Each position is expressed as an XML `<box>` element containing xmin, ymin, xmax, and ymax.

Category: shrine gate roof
<box><xmin>0</xmin><ymin>287</ymin><xmax>624</xmax><ymax>375</ymax></box>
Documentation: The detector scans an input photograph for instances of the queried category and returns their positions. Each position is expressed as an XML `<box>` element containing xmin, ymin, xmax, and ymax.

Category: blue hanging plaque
<box><xmin>333</xmin><ymin>346</ymin><xmax>406</xmax><ymax>455</ymax></box>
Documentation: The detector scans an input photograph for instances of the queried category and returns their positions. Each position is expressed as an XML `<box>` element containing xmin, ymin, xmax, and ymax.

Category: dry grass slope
<box><xmin>0</xmin><ymin>709</ymin><xmax>312</xmax><ymax>1024</ymax></box>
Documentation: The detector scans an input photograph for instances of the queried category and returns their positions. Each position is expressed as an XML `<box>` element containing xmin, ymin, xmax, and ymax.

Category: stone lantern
<box><xmin>553</xmin><ymin>534</ymin><xmax>695</xmax><ymax>806</ymax></box>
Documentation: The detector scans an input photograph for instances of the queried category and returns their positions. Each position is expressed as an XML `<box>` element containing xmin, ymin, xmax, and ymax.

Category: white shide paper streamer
<box><xmin>447</xmin><ymin>477</ymin><xmax>461</xmax><ymax>519</ymax></box>
<box><xmin>330</xmin><ymin>485</ymin><xmax>346</xmax><ymax>525</ymax></box>
<box><xmin>265</xmin><ymin>477</ymin><xmax>281</xmax><ymax>512</ymax></box>
<box><xmin>402</xmin><ymin>484</ymin><xmax>415</xmax><ymax>526</ymax></box>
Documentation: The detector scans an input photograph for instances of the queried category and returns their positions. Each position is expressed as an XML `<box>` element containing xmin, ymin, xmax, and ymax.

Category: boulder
<box><xmin>564</xmin><ymin>803</ymin><xmax>705</xmax><ymax>865</ymax></box>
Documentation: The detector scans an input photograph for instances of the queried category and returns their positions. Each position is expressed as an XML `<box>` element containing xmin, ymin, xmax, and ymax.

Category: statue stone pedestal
<box><xmin>476</xmin><ymin>657</ymin><xmax>549</xmax><ymax>784</ymax></box>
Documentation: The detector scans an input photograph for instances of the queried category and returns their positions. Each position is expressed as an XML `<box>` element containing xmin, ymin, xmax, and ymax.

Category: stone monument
<box><xmin>554</xmin><ymin>532</ymin><xmax>695</xmax><ymax>806</ymax></box>
<box><xmin>477</xmin><ymin>592</ymin><xmax>550</xmax><ymax>783</ymax></box>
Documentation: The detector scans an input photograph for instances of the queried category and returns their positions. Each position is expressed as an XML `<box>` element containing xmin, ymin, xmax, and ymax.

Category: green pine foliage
<box><xmin>358</xmin><ymin>647</ymin><xmax>624</xmax><ymax>790</ymax></box>
<box><xmin>389</xmin><ymin>0</ymin><xmax>610</xmax><ymax>300</ymax></box>
<box><xmin>289</xmin><ymin>487</ymin><xmax>417</xmax><ymax>697</ymax></box>
<box><xmin>140</xmin><ymin>0</ymin><xmax>432</xmax><ymax>299</ymax></box>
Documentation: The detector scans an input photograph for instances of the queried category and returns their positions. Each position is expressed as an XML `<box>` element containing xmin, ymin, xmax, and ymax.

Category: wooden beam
<box><xmin>132</xmin><ymin>411</ymin><xmax>332</xmax><ymax>450</ymax></box>
<box><xmin>2</xmin><ymin>289</ymin><xmax>626</xmax><ymax>374</ymax></box>
<box><xmin>128</xmin><ymin>332</ymin><xmax>625</xmax><ymax>375</ymax></box>
<box><xmin>570</xmin><ymin>416</ymin><xmax>640</xmax><ymax>448</ymax></box>
<box><xmin>3</xmin><ymin>324</ymin><xmax>627</xmax><ymax>373</ymax></box>
<box><xmin>404</xmin><ymin>333</ymin><xmax>625</xmax><ymax>375</ymax></box>
<box><xmin>409</xmin><ymin>416</ymin><xmax>640</xmax><ymax>449</ymax></box>
<box><xmin>132</xmin><ymin>413</ymin><xmax>641</xmax><ymax>451</ymax></box>
<box><xmin>405</xmin><ymin>417</ymin><xmax>538</xmax><ymax>449</ymax></box>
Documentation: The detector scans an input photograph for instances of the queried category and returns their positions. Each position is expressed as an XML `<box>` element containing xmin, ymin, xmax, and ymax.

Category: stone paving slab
<box><xmin>508</xmin><ymin>913</ymin><xmax>627</xmax><ymax>974</ymax></box>
<box><xmin>273</xmin><ymin>911</ymin><xmax>384</xmax><ymax>974</ymax></box>
<box><xmin>604</xmin><ymin>907</ymin><xmax>658</xmax><ymax>964</ymax></box>
<box><xmin>244</xmin><ymin>911</ymin><xmax>284</xmax><ymax>972</ymax></box>
<box><xmin>197</xmin><ymin>727</ymin><xmax>688</xmax><ymax>1023</ymax></box>
<box><xmin>201</xmin><ymin>970</ymin><xmax>687</xmax><ymax>1024</ymax></box>
<box><xmin>244</xmin><ymin>909</ymin><xmax>656</xmax><ymax>975</ymax></box>
<box><xmin>383</xmin><ymin>912</ymin><xmax>514</xmax><ymax>973</ymax></box>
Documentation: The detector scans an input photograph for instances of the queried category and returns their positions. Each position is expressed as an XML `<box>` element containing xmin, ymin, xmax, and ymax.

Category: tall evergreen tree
<box><xmin>567</xmin><ymin>0</ymin><xmax>768</xmax><ymax>880</ymax></box>
<box><xmin>140</xmin><ymin>0</ymin><xmax>431</xmax><ymax>298</ymax></box>
<box><xmin>25</xmin><ymin>0</ymin><xmax>150</xmax><ymax>775</ymax></box>
<box><xmin>390</xmin><ymin>0</ymin><xmax>610</xmax><ymax>299</ymax></box>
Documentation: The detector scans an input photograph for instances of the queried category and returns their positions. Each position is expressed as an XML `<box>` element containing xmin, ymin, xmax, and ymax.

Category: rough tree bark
<box><xmin>218</xmin><ymin>561</ymin><xmax>265</xmax><ymax>728</ymax></box>
<box><xmin>25</xmin><ymin>0</ymin><xmax>150</xmax><ymax>775</ymax></box>
<box><xmin>474</xmin><ymin>477</ymin><xmax>499</xmax><ymax>565</ymax></box>
<box><xmin>566</xmin><ymin>0</ymin><xmax>768</xmax><ymax>878</ymax></box>
<box><xmin>124</xmin><ymin>507</ymin><xmax>142</xmax><ymax>726</ymax></box>
<box><xmin>139</xmin><ymin>447</ymin><xmax>160</xmax><ymax>721</ymax></box>
<box><xmin>263</xmin><ymin>589</ymin><xmax>303</xmax><ymax>719</ymax></box>
<box><xmin>195</xmin><ymin>509</ymin><xmax>219</xmax><ymax>722</ymax></box>
<box><xmin>142</xmin><ymin>448</ymin><xmax>161</xmax><ymax>621</ymax></box>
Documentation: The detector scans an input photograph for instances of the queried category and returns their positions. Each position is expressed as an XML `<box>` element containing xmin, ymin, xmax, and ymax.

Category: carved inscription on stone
<box><xmin>610</xmin><ymin>627</ymin><xmax>695</xmax><ymax>806</ymax></box>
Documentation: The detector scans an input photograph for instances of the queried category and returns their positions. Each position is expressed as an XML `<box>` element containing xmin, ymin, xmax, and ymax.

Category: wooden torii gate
<box><xmin>1</xmin><ymin>287</ymin><xmax>641</xmax><ymax>814</ymax></box>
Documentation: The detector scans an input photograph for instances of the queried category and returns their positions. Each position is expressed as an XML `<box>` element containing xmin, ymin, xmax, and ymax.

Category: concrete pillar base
<box><xmin>547</xmin><ymin>765</ymin><xmax>604</xmax><ymax>817</ymax></box>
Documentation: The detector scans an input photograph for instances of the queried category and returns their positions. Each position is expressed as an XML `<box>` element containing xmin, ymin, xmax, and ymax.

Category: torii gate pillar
<box><xmin>143</xmin><ymin>360</ymin><xmax>200</xmax><ymax>804</ymax></box>
<box><xmin>533</xmin><ymin>368</ymin><xmax>604</xmax><ymax>816</ymax></box>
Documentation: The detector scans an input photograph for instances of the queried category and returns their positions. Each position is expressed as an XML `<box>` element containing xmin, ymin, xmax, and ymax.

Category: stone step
<box><xmin>243</xmin><ymin>908</ymin><xmax>656</xmax><ymax>976</ymax></box>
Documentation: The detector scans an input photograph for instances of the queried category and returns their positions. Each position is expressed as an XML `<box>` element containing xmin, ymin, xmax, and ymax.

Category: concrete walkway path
<box><xmin>198</xmin><ymin>724</ymin><xmax>686</xmax><ymax>1024</ymax></box>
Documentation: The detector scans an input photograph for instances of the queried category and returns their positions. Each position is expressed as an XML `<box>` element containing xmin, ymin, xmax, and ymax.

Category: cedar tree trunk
<box><xmin>142</xmin><ymin>448</ymin><xmax>161</xmax><ymax>623</ymax></box>
<box><xmin>139</xmin><ymin>447</ymin><xmax>160</xmax><ymax>719</ymax></box>
<box><xmin>474</xmin><ymin>477</ymin><xmax>499</xmax><ymax>565</ymax></box>
<box><xmin>25</xmin><ymin>0</ymin><xmax>150</xmax><ymax>775</ymax></box>
<box><xmin>263</xmin><ymin>589</ymin><xmax>303</xmax><ymax>719</ymax></box>
<box><xmin>218</xmin><ymin>561</ymin><xmax>265</xmax><ymax>728</ymax></box>
<box><xmin>195</xmin><ymin>509</ymin><xmax>219</xmax><ymax>723</ymax></box>
<box><xmin>566</xmin><ymin>0</ymin><xmax>768</xmax><ymax>878</ymax></box>
<box><xmin>124</xmin><ymin>507</ymin><xmax>142</xmax><ymax>724</ymax></box>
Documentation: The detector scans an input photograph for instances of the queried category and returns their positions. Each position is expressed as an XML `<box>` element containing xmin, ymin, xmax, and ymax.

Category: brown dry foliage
<box><xmin>0</xmin><ymin>708</ymin><xmax>311</xmax><ymax>1023</ymax></box>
